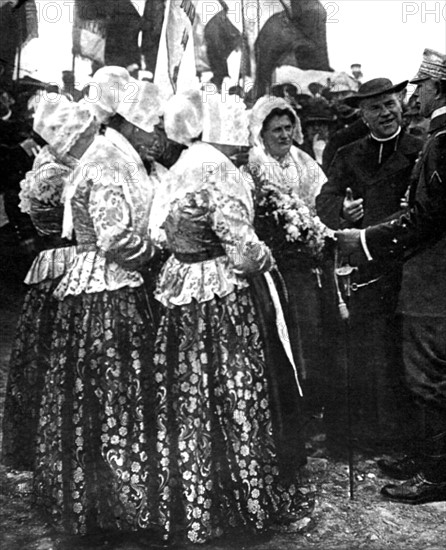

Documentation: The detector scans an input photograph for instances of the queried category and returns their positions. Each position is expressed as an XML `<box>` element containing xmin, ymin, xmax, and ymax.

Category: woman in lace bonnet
<box><xmin>31</xmin><ymin>68</ymin><xmax>167</xmax><ymax>537</ymax></box>
<box><xmin>248</xmin><ymin>96</ymin><xmax>330</xmax><ymax>421</ymax></box>
<box><xmin>2</xmin><ymin>96</ymin><xmax>99</xmax><ymax>472</ymax></box>
<box><xmin>149</xmin><ymin>89</ymin><xmax>309</xmax><ymax>544</ymax></box>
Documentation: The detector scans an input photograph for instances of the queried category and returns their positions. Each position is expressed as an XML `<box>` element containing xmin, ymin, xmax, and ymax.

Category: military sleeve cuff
<box><xmin>360</xmin><ymin>229</ymin><xmax>373</xmax><ymax>261</ymax></box>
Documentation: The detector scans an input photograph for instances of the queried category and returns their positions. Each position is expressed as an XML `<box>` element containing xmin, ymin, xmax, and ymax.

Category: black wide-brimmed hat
<box><xmin>344</xmin><ymin>78</ymin><xmax>408</xmax><ymax>108</ymax></box>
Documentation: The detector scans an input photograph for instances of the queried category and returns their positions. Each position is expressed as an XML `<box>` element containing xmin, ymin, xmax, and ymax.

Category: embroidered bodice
<box><xmin>54</xmin><ymin>129</ymin><xmax>158</xmax><ymax>299</ymax></box>
<box><xmin>163</xmin><ymin>191</ymin><xmax>225</xmax><ymax>258</ymax></box>
<box><xmin>155</xmin><ymin>185</ymin><xmax>271</xmax><ymax>308</ymax></box>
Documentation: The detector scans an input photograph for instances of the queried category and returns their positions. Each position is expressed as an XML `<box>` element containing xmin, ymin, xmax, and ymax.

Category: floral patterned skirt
<box><xmin>33</xmin><ymin>287</ymin><xmax>157</xmax><ymax>536</ymax></box>
<box><xmin>2</xmin><ymin>280</ymin><xmax>59</xmax><ymax>470</ymax></box>
<box><xmin>153</xmin><ymin>287</ymin><xmax>303</xmax><ymax>544</ymax></box>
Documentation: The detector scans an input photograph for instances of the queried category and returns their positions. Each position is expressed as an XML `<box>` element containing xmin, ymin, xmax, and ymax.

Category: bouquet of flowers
<box><xmin>255</xmin><ymin>182</ymin><xmax>335</xmax><ymax>261</ymax></box>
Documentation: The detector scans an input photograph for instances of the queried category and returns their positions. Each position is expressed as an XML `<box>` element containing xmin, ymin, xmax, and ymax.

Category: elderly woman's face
<box><xmin>262</xmin><ymin>114</ymin><xmax>294</xmax><ymax>159</ymax></box>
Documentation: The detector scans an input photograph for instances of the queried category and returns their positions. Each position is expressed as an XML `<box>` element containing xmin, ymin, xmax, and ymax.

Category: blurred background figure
<box><xmin>61</xmin><ymin>69</ymin><xmax>82</xmax><ymax>101</ymax></box>
<box><xmin>351</xmin><ymin>63</ymin><xmax>363</xmax><ymax>84</ymax></box>
<box><xmin>270</xmin><ymin>82</ymin><xmax>302</xmax><ymax>114</ymax></box>
<box><xmin>322</xmin><ymin>99</ymin><xmax>369</xmax><ymax>172</ymax></box>
<box><xmin>300</xmin><ymin>96</ymin><xmax>337</xmax><ymax>165</ymax></box>
<box><xmin>403</xmin><ymin>91</ymin><xmax>431</xmax><ymax>140</ymax></box>
<box><xmin>0</xmin><ymin>87</ymin><xmax>15</xmax><ymax>120</ymax></box>
<box><xmin>0</xmin><ymin>81</ymin><xmax>45</xmax><ymax>289</ymax></box>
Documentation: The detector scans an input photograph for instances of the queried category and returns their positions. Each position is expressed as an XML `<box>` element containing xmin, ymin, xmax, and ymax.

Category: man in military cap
<box><xmin>316</xmin><ymin>77</ymin><xmax>423</xmax><ymax>455</ymax></box>
<box><xmin>337</xmin><ymin>48</ymin><xmax>446</xmax><ymax>504</ymax></box>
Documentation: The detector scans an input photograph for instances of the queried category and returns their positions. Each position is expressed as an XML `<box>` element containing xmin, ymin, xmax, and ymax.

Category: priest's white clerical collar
<box><xmin>370</xmin><ymin>126</ymin><xmax>401</xmax><ymax>142</ymax></box>
<box><xmin>431</xmin><ymin>106</ymin><xmax>446</xmax><ymax>120</ymax></box>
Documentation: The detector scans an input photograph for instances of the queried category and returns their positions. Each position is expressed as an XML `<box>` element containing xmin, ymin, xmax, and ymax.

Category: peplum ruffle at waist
<box><xmin>24</xmin><ymin>246</ymin><xmax>77</xmax><ymax>285</ymax></box>
<box><xmin>53</xmin><ymin>249</ymin><xmax>144</xmax><ymax>300</ymax></box>
<box><xmin>154</xmin><ymin>254</ymin><xmax>249</xmax><ymax>308</ymax></box>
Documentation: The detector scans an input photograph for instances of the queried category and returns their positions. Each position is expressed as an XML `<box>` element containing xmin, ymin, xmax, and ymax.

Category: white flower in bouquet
<box><xmin>256</xmin><ymin>181</ymin><xmax>334</xmax><ymax>259</ymax></box>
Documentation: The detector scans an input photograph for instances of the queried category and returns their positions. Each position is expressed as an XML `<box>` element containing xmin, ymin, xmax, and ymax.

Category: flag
<box><xmin>72</xmin><ymin>0</ymin><xmax>141</xmax><ymax>69</ymax></box>
<box><xmin>21</xmin><ymin>0</ymin><xmax>38</xmax><ymax>46</ymax></box>
<box><xmin>103</xmin><ymin>0</ymin><xmax>141</xmax><ymax>68</ymax></box>
<box><xmin>149</xmin><ymin>0</ymin><xmax>331</xmax><ymax>97</ymax></box>
<box><xmin>0</xmin><ymin>0</ymin><xmax>38</xmax><ymax>86</ymax></box>
<box><xmin>72</xmin><ymin>1</ymin><xmax>106</xmax><ymax>64</ymax></box>
<box><xmin>191</xmin><ymin>3</ymin><xmax>210</xmax><ymax>74</ymax></box>
<box><xmin>154</xmin><ymin>0</ymin><xmax>201</xmax><ymax>97</ymax></box>
<box><xmin>141</xmin><ymin>0</ymin><xmax>166</xmax><ymax>75</ymax></box>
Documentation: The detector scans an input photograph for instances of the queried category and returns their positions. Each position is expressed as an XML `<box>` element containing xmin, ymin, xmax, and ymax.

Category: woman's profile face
<box><xmin>125</xmin><ymin>122</ymin><xmax>167</xmax><ymax>163</ymax></box>
<box><xmin>261</xmin><ymin>114</ymin><xmax>294</xmax><ymax>159</ymax></box>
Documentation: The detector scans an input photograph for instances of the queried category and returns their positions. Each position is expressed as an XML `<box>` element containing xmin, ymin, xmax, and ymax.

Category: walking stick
<box><xmin>334</xmin><ymin>248</ymin><xmax>356</xmax><ymax>500</ymax></box>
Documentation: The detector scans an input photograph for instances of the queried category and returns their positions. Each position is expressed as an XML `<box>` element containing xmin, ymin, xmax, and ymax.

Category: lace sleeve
<box><xmin>19</xmin><ymin>147</ymin><xmax>69</xmax><ymax>213</ymax></box>
<box><xmin>210</xmin><ymin>190</ymin><xmax>272</xmax><ymax>275</ymax></box>
<box><xmin>88</xmin><ymin>174</ymin><xmax>153</xmax><ymax>267</ymax></box>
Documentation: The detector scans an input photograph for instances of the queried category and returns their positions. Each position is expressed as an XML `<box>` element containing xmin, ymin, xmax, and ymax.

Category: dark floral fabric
<box><xmin>33</xmin><ymin>287</ymin><xmax>157</xmax><ymax>535</ymax></box>
<box><xmin>153</xmin><ymin>287</ymin><xmax>302</xmax><ymax>544</ymax></box>
<box><xmin>2</xmin><ymin>281</ymin><xmax>59</xmax><ymax>470</ymax></box>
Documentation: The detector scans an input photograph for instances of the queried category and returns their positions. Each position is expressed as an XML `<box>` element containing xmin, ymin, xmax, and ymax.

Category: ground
<box><xmin>1</xmin><ymin>280</ymin><xmax>446</xmax><ymax>550</ymax></box>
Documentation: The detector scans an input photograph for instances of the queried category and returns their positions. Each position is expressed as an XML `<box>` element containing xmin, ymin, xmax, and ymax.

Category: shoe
<box><xmin>377</xmin><ymin>455</ymin><xmax>421</xmax><ymax>480</ymax></box>
<box><xmin>381</xmin><ymin>473</ymin><xmax>446</xmax><ymax>504</ymax></box>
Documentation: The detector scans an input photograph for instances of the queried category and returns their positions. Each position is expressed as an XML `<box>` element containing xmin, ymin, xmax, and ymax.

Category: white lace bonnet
<box><xmin>33</xmin><ymin>96</ymin><xmax>96</xmax><ymax>159</ymax></box>
<box><xmin>86</xmin><ymin>66</ymin><xmax>131</xmax><ymax>123</ymax></box>
<box><xmin>248</xmin><ymin>96</ymin><xmax>303</xmax><ymax>148</ymax></box>
<box><xmin>164</xmin><ymin>87</ymin><xmax>251</xmax><ymax>147</ymax></box>
<box><xmin>117</xmin><ymin>79</ymin><xmax>163</xmax><ymax>134</ymax></box>
<box><xmin>201</xmin><ymin>87</ymin><xmax>250</xmax><ymax>146</ymax></box>
<box><xmin>164</xmin><ymin>89</ymin><xmax>204</xmax><ymax>146</ymax></box>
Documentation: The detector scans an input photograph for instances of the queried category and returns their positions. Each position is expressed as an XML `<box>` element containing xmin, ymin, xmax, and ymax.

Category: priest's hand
<box><xmin>342</xmin><ymin>187</ymin><xmax>364</xmax><ymax>223</ymax></box>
